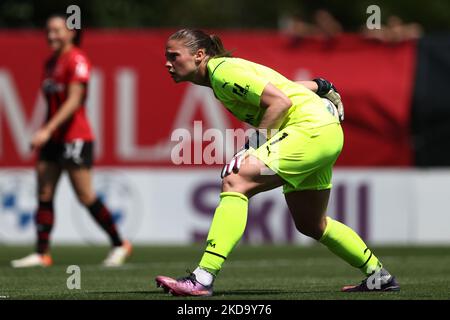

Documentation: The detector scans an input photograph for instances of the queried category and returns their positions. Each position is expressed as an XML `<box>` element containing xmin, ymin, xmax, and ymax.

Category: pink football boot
<box><xmin>156</xmin><ymin>272</ymin><xmax>213</xmax><ymax>297</ymax></box>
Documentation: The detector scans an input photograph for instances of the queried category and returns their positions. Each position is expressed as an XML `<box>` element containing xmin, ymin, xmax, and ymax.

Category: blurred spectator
<box><xmin>281</xmin><ymin>10</ymin><xmax>423</xmax><ymax>44</ymax></box>
<box><xmin>279</xmin><ymin>13</ymin><xmax>319</xmax><ymax>39</ymax></box>
<box><xmin>361</xmin><ymin>15</ymin><xmax>423</xmax><ymax>42</ymax></box>
<box><xmin>313</xmin><ymin>9</ymin><xmax>343</xmax><ymax>38</ymax></box>
<box><xmin>280</xmin><ymin>9</ymin><xmax>343</xmax><ymax>40</ymax></box>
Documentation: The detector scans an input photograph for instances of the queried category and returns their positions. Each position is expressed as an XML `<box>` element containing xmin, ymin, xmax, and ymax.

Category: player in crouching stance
<box><xmin>156</xmin><ymin>29</ymin><xmax>399</xmax><ymax>296</ymax></box>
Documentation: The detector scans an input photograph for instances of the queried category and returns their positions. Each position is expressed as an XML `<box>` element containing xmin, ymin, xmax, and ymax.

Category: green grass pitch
<box><xmin>0</xmin><ymin>245</ymin><xmax>449</xmax><ymax>300</ymax></box>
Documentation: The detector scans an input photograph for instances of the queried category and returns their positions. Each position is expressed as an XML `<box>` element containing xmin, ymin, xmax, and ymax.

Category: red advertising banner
<box><xmin>0</xmin><ymin>30</ymin><xmax>416</xmax><ymax>167</ymax></box>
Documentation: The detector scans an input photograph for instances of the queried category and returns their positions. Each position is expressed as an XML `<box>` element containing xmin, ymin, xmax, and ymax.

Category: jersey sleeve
<box><xmin>67</xmin><ymin>53</ymin><xmax>90</xmax><ymax>83</ymax></box>
<box><xmin>211</xmin><ymin>63</ymin><xmax>269</xmax><ymax>107</ymax></box>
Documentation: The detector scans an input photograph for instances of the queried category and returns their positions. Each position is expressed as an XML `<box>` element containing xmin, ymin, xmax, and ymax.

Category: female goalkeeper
<box><xmin>156</xmin><ymin>29</ymin><xmax>399</xmax><ymax>296</ymax></box>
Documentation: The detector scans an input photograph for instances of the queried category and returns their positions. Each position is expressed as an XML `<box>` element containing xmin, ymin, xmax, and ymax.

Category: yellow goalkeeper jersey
<box><xmin>207</xmin><ymin>57</ymin><xmax>339</xmax><ymax>129</ymax></box>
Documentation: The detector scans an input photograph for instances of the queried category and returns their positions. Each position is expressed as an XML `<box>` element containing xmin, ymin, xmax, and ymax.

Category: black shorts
<box><xmin>39</xmin><ymin>140</ymin><xmax>94</xmax><ymax>168</ymax></box>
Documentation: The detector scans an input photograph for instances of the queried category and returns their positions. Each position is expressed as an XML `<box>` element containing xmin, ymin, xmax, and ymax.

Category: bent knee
<box><xmin>76</xmin><ymin>192</ymin><xmax>97</xmax><ymax>207</ymax></box>
<box><xmin>294</xmin><ymin>222</ymin><xmax>326</xmax><ymax>241</ymax></box>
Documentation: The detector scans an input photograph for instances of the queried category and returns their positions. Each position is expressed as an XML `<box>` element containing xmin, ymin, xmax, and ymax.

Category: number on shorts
<box><xmin>64</xmin><ymin>140</ymin><xmax>84</xmax><ymax>164</ymax></box>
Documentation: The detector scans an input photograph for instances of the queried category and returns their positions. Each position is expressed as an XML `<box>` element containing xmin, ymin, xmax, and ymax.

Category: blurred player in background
<box><xmin>11</xmin><ymin>14</ymin><xmax>132</xmax><ymax>268</ymax></box>
<box><xmin>156</xmin><ymin>29</ymin><xmax>399</xmax><ymax>296</ymax></box>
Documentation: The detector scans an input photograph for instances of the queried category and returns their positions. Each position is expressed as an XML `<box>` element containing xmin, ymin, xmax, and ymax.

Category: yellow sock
<box><xmin>199</xmin><ymin>192</ymin><xmax>248</xmax><ymax>275</ymax></box>
<box><xmin>320</xmin><ymin>217</ymin><xmax>382</xmax><ymax>275</ymax></box>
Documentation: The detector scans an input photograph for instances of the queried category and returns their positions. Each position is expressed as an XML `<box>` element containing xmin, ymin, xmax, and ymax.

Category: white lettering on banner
<box><xmin>170</xmin><ymin>124</ymin><xmax>277</xmax><ymax>165</ymax></box>
<box><xmin>0</xmin><ymin>70</ymin><xmax>46</xmax><ymax>158</ymax></box>
<box><xmin>173</xmin><ymin>84</ymin><xmax>233</xmax><ymax>161</ymax></box>
<box><xmin>3</xmin><ymin>66</ymin><xmax>237</xmax><ymax>164</ymax></box>
<box><xmin>116</xmin><ymin>68</ymin><xmax>175</xmax><ymax>161</ymax></box>
<box><xmin>116</xmin><ymin>70</ymin><xmax>233</xmax><ymax>161</ymax></box>
<box><xmin>86</xmin><ymin>69</ymin><xmax>103</xmax><ymax>158</ymax></box>
<box><xmin>0</xmin><ymin>69</ymin><xmax>102</xmax><ymax>160</ymax></box>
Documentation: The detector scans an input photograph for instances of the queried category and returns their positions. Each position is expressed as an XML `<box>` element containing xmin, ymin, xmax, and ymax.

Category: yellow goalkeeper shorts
<box><xmin>248</xmin><ymin>122</ymin><xmax>344</xmax><ymax>193</ymax></box>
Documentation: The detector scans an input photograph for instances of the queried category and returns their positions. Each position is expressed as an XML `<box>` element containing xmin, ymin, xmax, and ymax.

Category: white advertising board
<box><xmin>0</xmin><ymin>168</ymin><xmax>449</xmax><ymax>245</ymax></box>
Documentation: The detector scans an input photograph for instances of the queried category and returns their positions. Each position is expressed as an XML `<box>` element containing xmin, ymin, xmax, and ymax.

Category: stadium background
<box><xmin>1</xmin><ymin>0</ymin><xmax>450</xmax><ymax>247</ymax></box>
